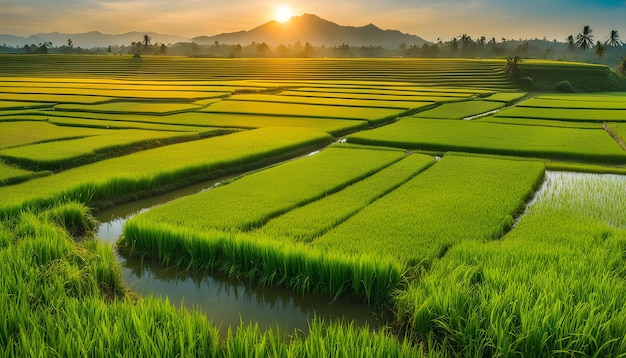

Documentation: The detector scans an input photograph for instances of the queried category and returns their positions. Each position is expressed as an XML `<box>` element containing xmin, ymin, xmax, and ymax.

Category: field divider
<box><xmin>603</xmin><ymin>123</ymin><xmax>626</xmax><ymax>151</ymax></box>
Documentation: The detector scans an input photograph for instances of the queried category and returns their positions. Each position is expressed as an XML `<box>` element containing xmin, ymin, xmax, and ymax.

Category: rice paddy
<box><xmin>2</xmin><ymin>55</ymin><xmax>626</xmax><ymax>356</ymax></box>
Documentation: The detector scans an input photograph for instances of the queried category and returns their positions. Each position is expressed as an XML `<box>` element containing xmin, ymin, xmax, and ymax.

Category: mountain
<box><xmin>0</xmin><ymin>31</ymin><xmax>190</xmax><ymax>48</ymax></box>
<box><xmin>193</xmin><ymin>14</ymin><xmax>427</xmax><ymax>48</ymax></box>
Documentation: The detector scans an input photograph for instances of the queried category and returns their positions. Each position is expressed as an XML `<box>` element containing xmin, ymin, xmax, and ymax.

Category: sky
<box><xmin>2</xmin><ymin>0</ymin><xmax>626</xmax><ymax>43</ymax></box>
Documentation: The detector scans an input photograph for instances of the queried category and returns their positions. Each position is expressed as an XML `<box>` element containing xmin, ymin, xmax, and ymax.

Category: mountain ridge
<box><xmin>0</xmin><ymin>14</ymin><xmax>427</xmax><ymax>49</ymax></box>
<box><xmin>193</xmin><ymin>14</ymin><xmax>427</xmax><ymax>48</ymax></box>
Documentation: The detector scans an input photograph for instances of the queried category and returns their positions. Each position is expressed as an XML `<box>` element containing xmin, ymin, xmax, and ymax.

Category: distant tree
<box><xmin>159</xmin><ymin>43</ymin><xmax>167</xmax><ymax>55</ymax></box>
<box><xmin>605</xmin><ymin>30</ymin><xmax>621</xmax><ymax>48</ymax></box>
<box><xmin>618</xmin><ymin>57</ymin><xmax>626</xmax><ymax>77</ymax></box>
<box><xmin>142</xmin><ymin>34</ymin><xmax>151</xmax><ymax>54</ymax></box>
<box><xmin>67</xmin><ymin>39</ymin><xmax>73</xmax><ymax>48</ymax></box>
<box><xmin>256</xmin><ymin>42</ymin><xmax>270</xmax><ymax>57</ymax></box>
<box><xmin>303</xmin><ymin>42</ymin><xmax>313</xmax><ymax>58</ymax></box>
<box><xmin>566</xmin><ymin>35</ymin><xmax>576</xmax><ymax>51</ymax></box>
<box><xmin>575</xmin><ymin>25</ymin><xmax>594</xmax><ymax>51</ymax></box>
<box><xmin>516</xmin><ymin>41</ymin><xmax>529</xmax><ymax>57</ymax></box>
<box><xmin>504</xmin><ymin>55</ymin><xmax>524</xmax><ymax>81</ymax></box>
<box><xmin>450</xmin><ymin>38</ymin><xmax>459</xmax><ymax>56</ymax></box>
<box><xmin>460</xmin><ymin>34</ymin><xmax>472</xmax><ymax>48</ymax></box>
<box><xmin>594</xmin><ymin>41</ymin><xmax>606</xmax><ymax>60</ymax></box>
<box><xmin>107</xmin><ymin>45</ymin><xmax>112</xmax><ymax>54</ymax></box>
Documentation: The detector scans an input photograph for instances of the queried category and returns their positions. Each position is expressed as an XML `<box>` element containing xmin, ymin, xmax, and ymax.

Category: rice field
<box><xmin>410</xmin><ymin>100</ymin><xmax>505</xmax><ymax>119</ymax></box>
<box><xmin>2</xmin><ymin>55</ymin><xmax>626</xmax><ymax>356</ymax></box>
<box><xmin>395</xmin><ymin>171</ymin><xmax>626</xmax><ymax>356</ymax></box>
<box><xmin>0</xmin><ymin>129</ymin><xmax>203</xmax><ymax>171</ymax></box>
<box><xmin>346</xmin><ymin>117</ymin><xmax>626</xmax><ymax>163</ymax></box>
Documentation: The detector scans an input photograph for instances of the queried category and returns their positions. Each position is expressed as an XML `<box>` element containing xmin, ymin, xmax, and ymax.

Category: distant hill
<box><xmin>193</xmin><ymin>14</ymin><xmax>427</xmax><ymax>48</ymax></box>
<box><xmin>0</xmin><ymin>31</ymin><xmax>190</xmax><ymax>48</ymax></box>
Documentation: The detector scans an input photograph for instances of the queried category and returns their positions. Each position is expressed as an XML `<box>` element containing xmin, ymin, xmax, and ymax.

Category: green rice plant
<box><xmin>257</xmin><ymin>154</ymin><xmax>436</xmax><ymax>241</ymax></box>
<box><xmin>517</xmin><ymin>97</ymin><xmax>626</xmax><ymax>110</ymax></box>
<box><xmin>48</xmin><ymin>116</ymin><xmax>217</xmax><ymax>132</ymax></box>
<box><xmin>545</xmin><ymin>161</ymin><xmax>626</xmax><ymax>175</ymax></box>
<box><xmin>312</xmin><ymin>155</ymin><xmax>545</xmax><ymax>266</ymax></box>
<box><xmin>279</xmin><ymin>90</ymin><xmax>466</xmax><ymax>103</ymax></box>
<box><xmin>0</xmin><ymin>127</ymin><xmax>333</xmax><ymax>217</ymax></box>
<box><xmin>411</xmin><ymin>100</ymin><xmax>505</xmax><ymax>119</ymax></box>
<box><xmin>604</xmin><ymin>123</ymin><xmax>626</xmax><ymax>149</ymax></box>
<box><xmin>0</xmin><ymin>161</ymin><xmax>49</xmax><ymax>186</ymax></box>
<box><xmin>494</xmin><ymin>107</ymin><xmax>626</xmax><ymax>122</ymax></box>
<box><xmin>0</xmin><ymin>100</ymin><xmax>54</xmax><ymax>110</ymax></box>
<box><xmin>54</xmin><ymin>102</ymin><xmax>202</xmax><ymax>115</ymax></box>
<box><xmin>395</xmin><ymin>171</ymin><xmax>626</xmax><ymax>356</ymax></box>
<box><xmin>44</xmin><ymin>111</ymin><xmax>369</xmax><ymax>136</ymax></box>
<box><xmin>535</xmin><ymin>93</ymin><xmax>626</xmax><ymax>102</ymax></box>
<box><xmin>201</xmin><ymin>100</ymin><xmax>403</xmax><ymax>124</ymax></box>
<box><xmin>477</xmin><ymin>116</ymin><xmax>604</xmax><ymax>129</ymax></box>
<box><xmin>0</xmin><ymin>129</ymin><xmax>202</xmax><ymax>171</ymax></box>
<box><xmin>0</xmin><ymin>84</ymin><xmax>231</xmax><ymax>100</ymax></box>
<box><xmin>287</xmin><ymin>87</ymin><xmax>478</xmax><ymax>97</ymax></box>
<box><xmin>129</xmin><ymin>147</ymin><xmax>407</xmax><ymax>232</ymax></box>
<box><xmin>226</xmin><ymin>93</ymin><xmax>435</xmax><ymax>110</ymax></box>
<box><xmin>482</xmin><ymin>92</ymin><xmax>527</xmax><ymax>104</ymax></box>
<box><xmin>0</xmin><ymin>121</ymin><xmax>109</xmax><ymax>149</ymax></box>
<box><xmin>0</xmin><ymin>93</ymin><xmax>113</xmax><ymax>104</ymax></box>
<box><xmin>347</xmin><ymin>118</ymin><xmax>626</xmax><ymax>163</ymax></box>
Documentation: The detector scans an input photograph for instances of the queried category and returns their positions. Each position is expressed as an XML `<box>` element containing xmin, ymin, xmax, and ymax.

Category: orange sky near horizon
<box><xmin>1</xmin><ymin>0</ymin><xmax>625</xmax><ymax>43</ymax></box>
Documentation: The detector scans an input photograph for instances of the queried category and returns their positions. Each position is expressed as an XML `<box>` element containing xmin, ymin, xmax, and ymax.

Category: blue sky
<box><xmin>1</xmin><ymin>0</ymin><xmax>625</xmax><ymax>42</ymax></box>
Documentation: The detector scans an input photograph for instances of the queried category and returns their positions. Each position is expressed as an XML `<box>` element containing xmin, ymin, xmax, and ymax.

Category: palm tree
<box><xmin>605</xmin><ymin>30</ymin><xmax>621</xmax><ymax>48</ymax></box>
<box><xmin>504</xmin><ymin>55</ymin><xmax>524</xmax><ymax>81</ymax></box>
<box><xmin>575</xmin><ymin>25</ymin><xmax>594</xmax><ymax>51</ymax></box>
<box><xmin>142</xmin><ymin>34</ymin><xmax>151</xmax><ymax>54</ymax></box>
<box><xmin>566</xmin><ymin>35</ymin><xmax>576</xmax><ymax>51</ymax></box>
<box><xmin>594</xmin><ymin>41</ymin><xmax>606</xmax><ymax>60</ymax></box>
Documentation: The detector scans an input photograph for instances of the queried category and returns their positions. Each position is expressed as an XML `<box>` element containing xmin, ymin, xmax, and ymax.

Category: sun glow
<box><xmin>275</xmin><ymin>5</ymin><xmax>293</xmax><ymax>23</ymax></box>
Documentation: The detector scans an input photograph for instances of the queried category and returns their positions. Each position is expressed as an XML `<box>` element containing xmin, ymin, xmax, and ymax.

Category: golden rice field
<box><xmin>2</xmin><ymin>55</ymin><xmax>626</xmax><ymax>357</ymax></box>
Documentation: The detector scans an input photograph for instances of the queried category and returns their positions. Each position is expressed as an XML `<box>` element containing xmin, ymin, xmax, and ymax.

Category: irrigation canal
<box><xmin>95</xmin><ymin>176</ymin><xmax>388</xmax><ymax>337</ymax></box>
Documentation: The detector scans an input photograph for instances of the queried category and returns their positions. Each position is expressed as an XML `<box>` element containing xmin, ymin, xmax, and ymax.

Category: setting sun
<box><xmin>275</xmin><ymin>5</ymin><xmax>293</xmax><ymax>23</ymax></box>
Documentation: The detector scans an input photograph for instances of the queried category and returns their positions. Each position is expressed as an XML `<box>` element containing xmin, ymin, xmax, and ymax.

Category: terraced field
<box><xmin>2</xmin><ymin>55</ymin><xmax>626</xmax><ymax>357</ymax></box>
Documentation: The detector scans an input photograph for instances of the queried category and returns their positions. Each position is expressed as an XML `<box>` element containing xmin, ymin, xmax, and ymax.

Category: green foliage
<box><xmin>131</xmin><ymin>147</ymin><xmax>407</xmax><ymax>232</ymax></box>
<box><xmin>411</xmin><ymin>100</ymin><xmax>504</xmax><ymax>119</ymax></box>
<box><xmin>227</xmin><ymin>93</ymin><xmax>433</xmax><ymax>110</ymax></box>
<box><xmin>554</xmin><ymin>80</ymin><xmax>575</xmax><ymax>93</ymax></box>
<box><xmin>0</xmin><ymin>121</ymin><xmax>108</xmax><ymax>149</ymax></box>
<box><xmin>0</xmin><ymin>127</ymin><xmax>333</xmax><ymax>217</ymax></box>
<box><xmin>520</xmin><ymin>60</ymin><xmax>626</xmax><ymax>92</ymax></box>
<box><xmin>482</xmin><ymin>92</ymin><xmax>527</xmax><ymax>104</ymax></box>
<box><xmin>519</xmin><ymin>76</ymin><xmax>534</xmax><ymax>90</ymax></box>
<box><xmin>201</xmin><ymin>100</ymin><xmax>403</xmax><ymax>124</ymax></box>
<box><xmin>313</xmin><ymin>155</ymin><xmax>545</xmax><ymax>265</ymax></box>
<box><xmin>395</xmin><ymin>171</ymin><xmax>626</xmax><ymax>356</ymax></box>
<box><xmin>496</xmin><ymin>106</ymin><xmax>626</xmax><ymax>122</ymax></box>
<box><xmin>0</xmin><ymin>129</ymin><xmax>200</xmax><ymax>171</ymax></box>
<box><xmin>55</xmin><ymin>102</ymin><xmax>201</xmax><ymax>115</ymax></box>
<box><xmin>347</xmin><ymin>118</ymin><xmax>626</xmax><ymax>163</ymax></box>
<box><xmin>258</xmin><ymin>154</ymin><xmax>436</xmax><ymax>241</ymax></box>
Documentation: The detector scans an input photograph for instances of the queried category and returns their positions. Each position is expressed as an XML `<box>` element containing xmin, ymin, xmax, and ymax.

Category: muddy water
<box><xmin>95</xmin><ymin>179</ymin><xmax>389</xmax><ymax>337</ymax></box>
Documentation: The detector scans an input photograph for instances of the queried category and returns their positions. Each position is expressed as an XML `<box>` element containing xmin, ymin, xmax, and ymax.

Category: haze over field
<box><xmin>2</xmin><ymin>0</ymin><xmax>625</xmax><ymax>42</ymax></box>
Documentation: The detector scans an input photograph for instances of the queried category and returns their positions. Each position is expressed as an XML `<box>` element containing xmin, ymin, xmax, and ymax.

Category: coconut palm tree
<box><xmin>575</xmin><ymin>25</ymin><xmax>594</xmax><ymax>51</ymax></box>
<box><xmin>594</xmin><ymin>41</ymin><xmax>606</xmax><ymax>60</ymax></box>
<box><xmin>605</xmin><ymin>30</ymin><xmax>621</xmax><ymax>48</ymax></box>
<box><xmin>504</xmin><ymin>55</ymin><xmax>524</xmax><ymax>81</ymax></box>
<box><xmin>142</xmin><ymin>34</ymin><xmax>151</xmax><ymax>54</ymax></box>
<box><xmin>566</xmin><ymin>35</ymin><xmax>576</xmax><ymax>51</ymax></box>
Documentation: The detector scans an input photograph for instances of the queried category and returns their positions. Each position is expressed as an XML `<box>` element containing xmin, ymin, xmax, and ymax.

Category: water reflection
<box><xmin>94</xmin><ymin>177</ymin><xmax>388</xmax><ymax>337</ymax></box>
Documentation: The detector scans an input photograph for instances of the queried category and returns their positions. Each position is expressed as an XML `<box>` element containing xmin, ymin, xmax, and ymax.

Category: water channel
<box><xmin>94</xmin><ymin>177</ymin><xmax>389</xmax><ymax>337</ymax></box>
